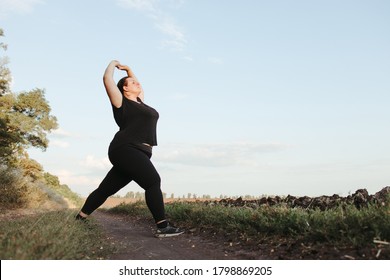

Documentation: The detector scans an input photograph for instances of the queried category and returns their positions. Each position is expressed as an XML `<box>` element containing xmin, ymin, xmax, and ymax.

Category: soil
<box><xmin>93</xmin><ymin>211</ymin><xmax>236</xmax><ymax>260</ymax></box>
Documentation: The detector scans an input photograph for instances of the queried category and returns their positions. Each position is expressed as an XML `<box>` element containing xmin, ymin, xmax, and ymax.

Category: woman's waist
<box><xmin>112</xmin><ymin>130</ymin><xmax>157</xmax><ymax>145</ymax></box>
<box><xmin>135</xmin><ymin>142</ymin><xmax>153</xmax><ymax>152</ymax></box>
<box><xmin>110</xmin><ymin>138</ymin><xmax>152</xmax><ymax>149</ymax></box>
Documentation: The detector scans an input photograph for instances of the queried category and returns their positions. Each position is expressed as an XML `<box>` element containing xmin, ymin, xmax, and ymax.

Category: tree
<box><xmin>0</xmin><ymin>29</ymin><xmax>58</xmax><ymax>164</ymax></box>
<box><xmin>0</xmin><ymin>28</ymin><xmax>11</xmax><ymax>96</ymax></box>
<box><xmin>19</xmin><ymin>153</ymin><xmax>44</xmax><ymax>180</ymax></box>
<box><xmin>0</xmin><ymin>28</ymin><xmax>14</xmax><ymax>160</ymax></box>
<box><xmin>135</xmin><ymin>192</ymin><xmax>144</xmax><ymax>200</ymax></box>
<box><xmin>125</xmin><ymin>191</ymin><xmax>135</xmax><ymax>198</ymax></box>
<box><xmin>1</xmin><ymin>89</ymin><xmax>58</xmax><ymax>164</ymax></box>
<box><xmin>0</xmin><ymin>28</ymin><xmax>70</xmax><ymax>209</ymax></box>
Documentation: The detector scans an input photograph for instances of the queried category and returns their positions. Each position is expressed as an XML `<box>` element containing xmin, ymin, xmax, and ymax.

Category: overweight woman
<box><xmin>75</xmin><ymin>60</ymin><xmax>184</xmax><ymax>238</ymax></box>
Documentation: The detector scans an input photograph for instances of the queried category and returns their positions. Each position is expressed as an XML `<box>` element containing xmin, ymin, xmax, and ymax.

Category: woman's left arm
<box><xmin>117</xmin><ymin>64</ymin><xmax>145</xmax><ymax>102</ymax></box>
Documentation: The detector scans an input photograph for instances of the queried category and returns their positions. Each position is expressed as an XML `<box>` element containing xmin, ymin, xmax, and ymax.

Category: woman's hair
<box><xmin>117</xmin><ymin>76</ymin><xmax>128</xmax><ymax>95</ymax></box>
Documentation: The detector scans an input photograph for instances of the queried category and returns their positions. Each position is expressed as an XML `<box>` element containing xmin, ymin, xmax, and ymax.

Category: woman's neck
<box><xmin>124</xmin><ymin>93</ymin><xmax>140</xmax><ymax>103</ymax></box>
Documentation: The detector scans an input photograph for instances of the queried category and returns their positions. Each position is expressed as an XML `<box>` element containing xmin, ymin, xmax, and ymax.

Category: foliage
<box><xmin>0</xmin><ymin>27</ymin><xmax>81</xmax><ymax>210</ymax></box>
<box><xmin>0</xmin><ymin>165</ymin><xmax>32</xmax><ymax>209</ymax></box>
<box><xmin>43</xmin><ymin>172</ymin><xmax>84</xmax><ymax>207</ymax></box>
<box><xmin>0</xmin><ymin>163</ymin><xmax>82</xmax><ymax>210</ymax></box>
<box><xmin>108</xmin><ymin>200</ymin><xmax>151</xmax><ymax>217</ymax></box>
<box><xmin>0</xmin><ymin>28</ymin><xmax>10</xmax><ymax>96</ymax></box>
<box><xmin>0</xmin><ymin>89</ymin><xmax>58</xmax><ymax>163</ymax></box>
<box><xmin>0</xmin><ymin>28</ymin><xmax>58</xmax><ymax>165</ymax></box>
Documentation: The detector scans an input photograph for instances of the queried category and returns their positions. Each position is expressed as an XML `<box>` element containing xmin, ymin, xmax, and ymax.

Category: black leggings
<box><xmin>80</xmin><ymin>145</ymin><xmax>165</xmax><ymax>223</ymax></box>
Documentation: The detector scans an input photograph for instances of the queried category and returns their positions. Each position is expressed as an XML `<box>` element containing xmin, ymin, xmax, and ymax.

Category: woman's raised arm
<box><xmin>103</xmin><ymin>60</ymin><xmax>123</xmax><ymax>108</ymax></box>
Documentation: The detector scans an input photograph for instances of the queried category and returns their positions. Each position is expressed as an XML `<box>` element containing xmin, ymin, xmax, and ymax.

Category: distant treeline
<box><xmin>114</xmin><ymin>191</ymin><xmax>262</xmax><ymax>200</ymax></box>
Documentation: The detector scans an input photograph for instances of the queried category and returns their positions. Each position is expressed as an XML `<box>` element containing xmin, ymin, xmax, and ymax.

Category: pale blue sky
<box><xmin>1</xmin><ymin>0</ymin><xmax>389</xmax><ymax>198</ymax></box>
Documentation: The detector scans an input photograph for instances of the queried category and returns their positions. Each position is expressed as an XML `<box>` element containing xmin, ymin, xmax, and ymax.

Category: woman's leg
<box><xmin>79</xmin><ymin>166</ymin><xmax>131</xmax><ymax>215</ymax></box>
<box><xmin>110</xmin><ymin>146</ymin><xmax>166</xmax><ymax>223</ymax></box>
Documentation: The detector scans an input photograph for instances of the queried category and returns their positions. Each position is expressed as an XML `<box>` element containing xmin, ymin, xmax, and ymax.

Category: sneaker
<box><xmin>75</xmin><ymin>213</ymin><xmax>88</xmax><ymax>223</ymax></box>
<box><xmin>155</xmin><ymin>222</ymin><xmax>184</xmax><ymax>238</ymax></box>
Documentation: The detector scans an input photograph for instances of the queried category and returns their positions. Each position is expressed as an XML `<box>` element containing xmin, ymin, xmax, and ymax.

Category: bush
<box><xmin>0</xmin><ymin>165</ymin><xmax>31</xmax><ymax>209</ymax></box>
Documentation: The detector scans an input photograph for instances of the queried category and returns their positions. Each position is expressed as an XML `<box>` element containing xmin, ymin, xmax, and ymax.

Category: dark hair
<box><xmin>117</xmin><ymin>76</ymin><xmax>129</xmax><ymax>95</ymax></box>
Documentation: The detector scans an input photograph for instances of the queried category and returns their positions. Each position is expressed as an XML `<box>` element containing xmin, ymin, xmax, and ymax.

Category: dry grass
<box><xmin>0</xmin><ymin>210</ymin><xmax>113</xmax><ymax>260</ymax></box>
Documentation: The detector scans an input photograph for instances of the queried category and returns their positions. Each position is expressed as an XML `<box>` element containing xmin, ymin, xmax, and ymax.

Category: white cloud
<box><xmin>155</xmin><ymin>16</ymin><xmax>187</xmax><ymax>51</ymax></box>
<box><xmin>51</xmin><ymin>128</ymin><xmax>73</xmax><ymax>138</ymax></box>
<box><xmin>117</xmin><ymin>0</ymin><xmax>188</xmax><ymax>52</ymax></box>
<box><xmin>55</xmin><ymin>169</ymin><xmax>101</xmax><ymax>189</ymax></box>
<box><xmin>0</xmin><ymin>0</ymin><xmax>43</xmax><ymax>19</ymax></box>
<box><xmin>80</xmin><ymin>155</ymin><xmax>111</xmax><ymax>170</ymax></box>
<box><xmin>117</xmin><ymin>0</ymin><xmax>157</xmax><ymax>12</ymax></box>
<box><xmin>47</xmin><ymin>128</ymin><xmax>75</xmax><ymax>148</ymax></box>
<box><xmin>155</xmin><ymin>141</ymin><xmax>289</xmax><ymax>167</ymax></box>
<box><xmin>50</xmin><ymin>140</ymin><xmax>70</xmax><ymax>148</ymax></box>
<box><xmin>167</xmin><ymin>0</ymin><xmax>186</xmax><ymax>9</ymax></box>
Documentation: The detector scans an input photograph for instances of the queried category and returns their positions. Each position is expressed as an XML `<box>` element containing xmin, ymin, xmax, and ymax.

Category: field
<box><xmin>107</xmin><ymin>187</ymin><xmax>390</xmax><ymax>259</ymax></box>
<box><xmin>0</xmin><ymin>187</ymin><xmax>389</xmax><ymax>259</ymax></box>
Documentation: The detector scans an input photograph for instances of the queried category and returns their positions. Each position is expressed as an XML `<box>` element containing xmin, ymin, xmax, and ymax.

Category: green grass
<box><xmin>1</xmin><ymin>198</ymin><xmax>388</xmax><ymax>259</ymax></box>
<box><xmin>108</xmin><ymin>199</ymin><xmax>390</xmax><ymax>247</ymax></box>
<box><xmin>0</xmin><ymin>210</ymin><xmax>114</xmax><ymax>260</ymax></box>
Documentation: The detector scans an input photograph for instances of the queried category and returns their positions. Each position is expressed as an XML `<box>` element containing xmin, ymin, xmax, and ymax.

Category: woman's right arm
<box><xmin>103</xmin><ymin>60</ymin><xmax>122</xmax><ymax>108</ymax></box>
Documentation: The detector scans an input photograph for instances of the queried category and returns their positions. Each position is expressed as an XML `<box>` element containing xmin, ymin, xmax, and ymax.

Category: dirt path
<box><xmin>93</xmin><ymin>211</ymin><xmax>253</xmax><ymax>260</ymax></box>
<box><xmin>92</xmin><ymin>210</ymin><xmax>390</xmax><ymax>260</ymax></box>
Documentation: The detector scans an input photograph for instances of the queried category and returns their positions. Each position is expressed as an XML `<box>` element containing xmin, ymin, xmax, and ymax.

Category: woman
<box><xmin>75</xmin><ymin>60</ymin><xmax>184</xmax><ymax>238</ymax></box>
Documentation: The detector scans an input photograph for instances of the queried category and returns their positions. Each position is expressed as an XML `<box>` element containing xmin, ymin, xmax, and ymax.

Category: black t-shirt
<box><xmin>109</xmin><ymin>96</ymin><xmax>159</xmax><ymax>153</ymax></box>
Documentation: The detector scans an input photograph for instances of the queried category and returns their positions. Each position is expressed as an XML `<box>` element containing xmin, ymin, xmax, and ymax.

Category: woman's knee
<box><xmin>149</xmin><ymin>175</ymin><xmax>161</xmax><ymax>190</ymax></box>
<box><xmin>140</xmin><ymin>173</ymin><xmax>161</xmax><ymax>191</ymax></box>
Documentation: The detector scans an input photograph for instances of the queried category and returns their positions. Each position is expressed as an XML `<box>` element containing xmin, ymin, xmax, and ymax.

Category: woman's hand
<box><xmin>111</xmin><ymin>61</ymin><xmax>144</xmax><ymax>102</ymax></box>
<box><xmin>116</xmin><ymin>64</ymin><xmax>130</xmax><ymax>71</ymax></box>
<box><xmin>116</xmin><ymin>64</ymin><xmax>136</xmax><ymax>80</ymax></box>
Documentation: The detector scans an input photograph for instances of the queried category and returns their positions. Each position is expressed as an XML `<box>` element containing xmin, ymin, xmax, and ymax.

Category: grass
<box><xmin>108</xmin><ymin>199</ymin><xmax>390</xmax><ymax>247</ymax></box>
<box><xmin>1</xmin><ymin>197</ymin><xmax>388</xmax><ymax>259</ymax></box>
<box><xmin>0</xmin><ymin>165</ymin><xmax>108</xmax><ymax>260</ymax></box>
<box><xmin>0</xmin><ymin>210</ymin><xmax>114</xmax><ymax>260</ymax></box>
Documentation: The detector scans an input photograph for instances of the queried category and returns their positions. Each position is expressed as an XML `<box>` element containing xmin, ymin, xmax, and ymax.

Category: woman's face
<box><xmin>124</xmin><ymin>77</ymin><xmax>142</xmax><ymax>94</ymax></box>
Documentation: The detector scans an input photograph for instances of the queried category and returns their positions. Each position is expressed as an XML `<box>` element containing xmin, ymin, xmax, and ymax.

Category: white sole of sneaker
<box><xmin>155</xmin><ymin>231</ymin><xmax>184</xmax><ymax>238</ymax></box>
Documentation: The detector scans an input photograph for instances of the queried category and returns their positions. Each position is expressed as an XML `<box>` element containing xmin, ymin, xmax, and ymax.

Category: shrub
<box><xmin>0</xmin><ymin>165</ymin><xmax>31</xmax><ymax>209</ymax></box>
